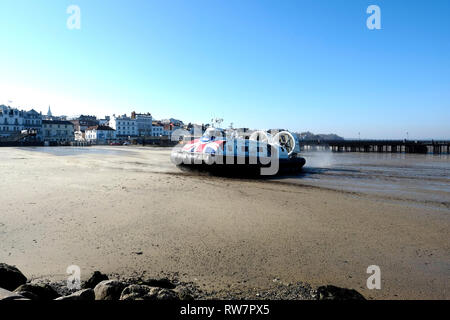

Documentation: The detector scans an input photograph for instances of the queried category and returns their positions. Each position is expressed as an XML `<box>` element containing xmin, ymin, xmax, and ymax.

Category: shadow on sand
<box><xmin>176</xmin><ymin>164</ymin><xmax>359</xmax><ymax>181</ymax></box>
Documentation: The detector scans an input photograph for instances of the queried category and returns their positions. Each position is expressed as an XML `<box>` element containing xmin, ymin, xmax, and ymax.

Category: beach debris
<box><xmin>14</xmin><ymin>283</ymin><xmax>60</xmax><ymax>300</ymax></box>
<box><xmin>94</xmin><ymin>280</ymin><xmax>126</xmax><ymax>300</ymax></box>
<box><xmin>55</xmin><ymin>288</ymin><xmax>94</xmax><ymax>301</ymax></box>
<box><xmin>316</xmin><ymin>285</ymin><xmax>365</xmax><ymax>300</ymax></box>
<box><xmin>82</xmin><ymin>271</ymin><xmax>109</xmax><ymax>289</ymax></box>
<box><xmin>0</xmin><ymin>263</ymin><xmax>27</xmax><ymax>291</ymax></box>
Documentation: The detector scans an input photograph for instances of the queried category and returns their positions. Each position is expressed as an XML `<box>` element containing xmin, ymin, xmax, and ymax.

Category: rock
<box><xmin>316</xmin><ymin>285</ymin><xmax>365</xmax><ymax>300</ymax></box>
<box><xmin>119</xmin><ymin>284</ymin><xmax>179</xmax><ymax>301</ymax></box>
<box><xmin>82</xmin><ymin>271</ymin><xmax>109</xmax><ymax>289</ymax></box>
<box><xmin>0</xmin><ymin>287</ymin><xmax>29</xmax><ymax>300</ymax></box>
<box><xmin>0</xmin><ymin>263</ymin><xmax>27</xmax><ymax>291</ymax></box>
<box><xmin>156</xmin><ymin>288</ymin><xmax>179</xmax><ymax>300</ymax></box>
<box><xmin>94</xmin><ymin>280</ymin><xmax>125</xmax><ymax>300</ymax></box>
<box><xmin>14</xmin><ymin>283</ymin><xmax>60</xmax><ymax>300</ymax></box>
<box><xmin>120</xmin><ymin>284</ymin><xmax>159</xmax><ymax>300</ymax></box>
<box><xmin>174</xmin><ymin>287</ymin><xmax>194</xmax><ymax>301</ymax></box>
<box><xmin>55</xmin><ymin>289</ymin><xmax>94</xmax><ymax>301</ymax></box>
<box><xmin>15</xmin><ymin>291</ymin><xmax>39</xmax><ymax>300</ymax></box>
<box><xmin>141</xmin><ymin>277</ymin><xmax>176</xmax><ymax>289</ymax></box>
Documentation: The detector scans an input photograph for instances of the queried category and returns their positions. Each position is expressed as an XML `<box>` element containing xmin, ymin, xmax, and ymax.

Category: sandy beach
<box><xmin>0</xmin><ymin>146</ymin><xmax>449</xmax><ymax>299</ymax></box>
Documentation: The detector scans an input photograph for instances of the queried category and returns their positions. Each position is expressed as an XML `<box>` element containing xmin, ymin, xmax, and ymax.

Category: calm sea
<box><xmin>288</xmin><ymin>151</ymin><xmax>450</xmax><ymax>209</ymax></box>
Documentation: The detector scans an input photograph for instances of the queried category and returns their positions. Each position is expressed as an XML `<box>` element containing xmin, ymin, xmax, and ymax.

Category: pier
<box><xmin>299</xmin><ymin>140</ymin><xmax>450</xmax><ymax>154</ymax></box>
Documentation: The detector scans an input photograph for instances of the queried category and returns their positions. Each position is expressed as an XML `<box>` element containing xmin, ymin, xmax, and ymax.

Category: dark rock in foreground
<box><xmin>174</xmin><ymin>287</ymin><xmax>194</xmax><ymax>301</ymax></box>
<box><xmin>94</xmin><ymin>280</ymin><xmax>179</xmax><ymax>301</ymax></box>
<box><xmin>0</xmin><ymin>264</ymin><xmax>366</xmax><ymax>301</ymax></box>
<box><xmin>0</xmin><ymin>263</ymin><xmax>27</xmax><ymax>291</ymax></box>
<box><xmin>14</xmin><ymin>290</ymin><xmax>39</xmax><ymax>300</ymax></box>
<box><xmin>316</xmin><ymin>285</ymin><xmax>365</xmax><ymax>300</ymax></box>
<box><xmin>118</xmin><ymin>284</ymin><xmax>180</xmax><ymax>301</ymax></box>
<box><xmin>82</xmin><ymin>271</ymin><xmax>109</xmax><ymax>289</ymax></box>
<box><xmin>94</xmin><ymin>280</ymin><xmax>126</xmax><ymax>300</ymax></box>
<box><xmin>156</xmin><ymin>288</ymin><xmax>179</xmax><ymax>300</ymax></box>
<box><xmin>120</xmin><ymin>284</ymin><xmax>160</xmax><ymax>300</ymax></box>
<box><xmin>14</xmin><ymin>283</ymin><xmax>61</xmax><ymax>300</ymax></box>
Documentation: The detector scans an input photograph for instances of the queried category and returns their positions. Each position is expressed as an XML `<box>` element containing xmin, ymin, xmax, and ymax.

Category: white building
<box><xmin>0</xmin><ymin>105</ymin><xmax>43</xmax><ymax>142</ymax></box>
<box><xmin>0</xmin><ymin>105</ymin><xmax>24</xmax><ymax>137</ymax></box>
<box><xmin>85</xmin><ymin>125</ymin><xmax>116</xmax><ymax>144</ymax></box>
<box><xmin>132</xmin><ymin>112</ymin><xmax>153</xmax><ymax>137</ymax></box>
<box><xmin>109</xmin><ymin>114</ymin><xmax>137</xmax><ymax>139</ymax></box>
<box><xmin>74</xmin><ymin>130</ymin><xmax>85</xmax><ymax>141</ymax></box>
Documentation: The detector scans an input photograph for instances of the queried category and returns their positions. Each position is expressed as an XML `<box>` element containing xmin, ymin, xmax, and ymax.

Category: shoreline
<box><xmin>1</xmin><ymin>147</ymin><xmax>449</xmax><ymax>299</ymax></box>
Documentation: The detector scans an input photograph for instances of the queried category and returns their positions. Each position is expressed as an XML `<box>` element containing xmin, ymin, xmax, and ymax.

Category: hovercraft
<box><xmin>171</xmin><ymin>127</ymin><xmax>306</xmax><ymax>175</ymax></box>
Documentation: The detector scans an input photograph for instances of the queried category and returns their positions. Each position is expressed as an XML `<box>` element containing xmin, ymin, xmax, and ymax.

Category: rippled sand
<box><xmin>0</xmin><ymin>146</ymin><xmax>449</xmax><ymax>299</ymax></box>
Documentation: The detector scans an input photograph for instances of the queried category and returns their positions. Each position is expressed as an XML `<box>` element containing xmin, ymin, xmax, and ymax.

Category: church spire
<box><xmin>47</xmin><ymin>106</ymin><xmax>52</xmax><ymax>117</ymax></box>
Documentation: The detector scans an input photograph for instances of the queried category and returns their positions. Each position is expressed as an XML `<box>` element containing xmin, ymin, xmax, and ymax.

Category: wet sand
<box><xmin>0</xmin><ymin>146</ymin><xmax>449</xmax><ymax>299</ymax></box>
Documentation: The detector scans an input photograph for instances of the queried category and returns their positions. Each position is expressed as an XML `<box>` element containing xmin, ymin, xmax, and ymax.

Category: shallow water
<box><xmin>291</xmin><ymin>151</ymin><xmax>450</xmax><ymax>208</ymax></box>
<box><xmin>17</xmin><ymin>146</ymin><xmax>139</xmax><ymax>157</ymax></box>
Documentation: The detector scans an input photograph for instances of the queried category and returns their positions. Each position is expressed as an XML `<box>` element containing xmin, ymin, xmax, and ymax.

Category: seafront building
<box><xmin>0</xmin><ymin>105</ymin><xmax>43</xmax><ymax>141</ymax></box>
<box><xmin>131</xmin><ymin>112</ymin><xmax>153</xmax><ymax>137</ymax></box>
<box><xmin>98</xmin><ymin>116</ymin><xmax>110</xmax><ymax>126</ymax></box>
<box><xmin>85</xmin><ymin>125</ymin><xmax>116</xmax><ymax>144</ymax></box>
<box><xmin>70</xmin><ymin>115</ymin><xmax>99</xmax><ymax>132</ymax></box>
<box><xmin>109</xmin><ymin>114</ymin><xmax>137</xmax><ymax>139</ymax></box>
<box><xmin>0</xmin><ymin>105</ymin><xmax>24</xmax><ymax>137</ymax></box>
<box><xmin>42</xmin><ymin>120</ymin><xmax>75</xmax><ymax>143</ymax></box>
<box><xmin>151</xmin><ymin>121</ymin><xmax>164</xmax><ymax>136</ymax></box>
<box><xmin>23</xmin><ymin>109</ymin><xmax>43</xmax><ymax>141</ymax></box>
<box><xmin>163</xmin><ymin>122</ymin><xmax>183</xmax><ymax>137</ymax></box>
<box><xmin>69</xmin><ymin>115</ymin><xmax>99</xmax><ymax>142</ymax></box>
<box><xmin>161</xmin><ymin>118</ymin><xmax>184</xmax><ymax>127</ymax></box>
<box><xmin>0</xmin><ymin>104</ymin><xmax>204</xmax><ymax>144</ymax></box>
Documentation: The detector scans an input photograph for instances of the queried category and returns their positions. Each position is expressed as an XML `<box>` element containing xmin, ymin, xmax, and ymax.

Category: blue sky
<box><xmin>0</xmin><ymin>0</ymin><xmax>449</xmax><ymax>139</ymax></box>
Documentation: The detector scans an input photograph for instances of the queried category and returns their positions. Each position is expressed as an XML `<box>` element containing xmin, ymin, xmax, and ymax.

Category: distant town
<box><xmin>0</xmin><ymin>104</ymin><xmax>344</xmax><ymax>146</ymax></box>
<box><xmin>0</xmin><ymin>104</ymin><xmax>210</xmax><ymax>146</ymax></box>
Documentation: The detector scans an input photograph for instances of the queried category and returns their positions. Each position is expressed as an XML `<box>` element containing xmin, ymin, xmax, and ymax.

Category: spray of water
<box><xmin>303</xmin><ymin>150</ymin><xmax>335</xmax><ymax>168</ymax></box>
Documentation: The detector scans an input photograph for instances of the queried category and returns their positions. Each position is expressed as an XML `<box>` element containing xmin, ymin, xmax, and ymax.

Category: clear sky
<box><xmin>0</xmin><ymin>0</ymin><xmax>449</xmax><ymax>139</ymax></box>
